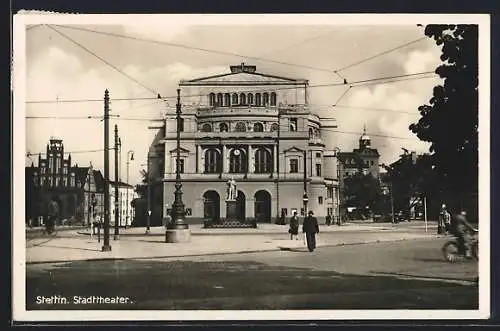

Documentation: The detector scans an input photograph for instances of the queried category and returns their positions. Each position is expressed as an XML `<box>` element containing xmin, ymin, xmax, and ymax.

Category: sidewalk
<box><xmin>74</xmin><ymin>221</ymin><xmax>432</xmax><ymax>237</ymax></box>
<box><xmin>26</xmin><ymin>226</ymin><xmax>440</xmax><ymax>264</ymax></box>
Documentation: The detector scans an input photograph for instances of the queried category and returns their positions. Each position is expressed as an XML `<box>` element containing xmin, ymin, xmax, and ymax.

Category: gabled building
<box><xmin>149</xmin><ymin>63</ymin><xmax>339</xmax><ymax>223</ymax></box>
<box><xmin>25</xmin><ymin>137</ymin><xmax>105</xmax><ymax>225</ymax></box>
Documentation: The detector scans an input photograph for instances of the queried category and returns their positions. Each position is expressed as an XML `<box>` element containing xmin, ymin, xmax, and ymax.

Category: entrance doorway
<box><xmin>254</xmin><ymin>190</ymin><xmax>271</xmax><ymax>222</ymax></box>
<box><xmin>203</xmin><ymin>190</ymin><xmax>220</xmax><ymax>221</ymax></box>
<box><xmin>236</xmin><ymin>190</ymin><xmax>246</xmax><ymax>221</ymax></box>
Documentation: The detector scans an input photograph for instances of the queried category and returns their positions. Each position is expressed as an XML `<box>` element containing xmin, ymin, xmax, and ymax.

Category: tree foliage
<box><xmin>409</xmin><ymin>25</ymin><xmax>478</xmax><ymax>195</ymax></box>
<box><xmin>343</xmin><ymin>172</ymin><xmax>382</xmax><ymax>214</ymax></box>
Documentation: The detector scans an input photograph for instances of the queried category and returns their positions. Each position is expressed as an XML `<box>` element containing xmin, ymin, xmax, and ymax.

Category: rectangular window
<box><xmin>56</xmin><ymin>157</ymin><xmax>61</xmax><ymax>173</ymax></box>
<box><xmin>316</xmin><ymin>163</ymin><xmax>322</xmax><ymax>176</ymax></box>
<box><xmin>371</xmin><ymin>160</ymin><xmax>374</xmax><ymax>166</ymax></box>
<box><xmin>63</xmin><ymin>167</ymin><xmax>68</xmax><ymax>175</ymax></box>
<box><xmin>178</xmin><ymin>118</ymin><xmax>185</xmax><ymax>132</ymax></box>
<box><xmin>300</xmin><ymin>208</ymin><xmax>305</xmax><ymax>216</ymax></box>
<box><xmin>281</xmin><ymin>208</ymin><xmax>288</xmax><ymax>216</ymax></box>
<box><xmin>289</xmin><ymin>159</ymin><xmax>298</xmax><ymax>173</ymax></box>
<box><xmin>327</xmin><ymin>187</ymin><xmax>333</xmax><ymax>199</ymax></box>
<box><xmin>289</xmin><ymin>118</ymin><xmax>297</xmax><ymax>132</ymax></box>
<box><xmin>318</xmin><ymin>196</ymin><xmax>323</xmax><ymax>204</ymax></box>
<box><xmin>316</xmin><ymin>152</ymin><xmax>321</xmax><ymax>158</ymax></box>
<box><xmin>327</xmin><ymin>207</ymin><xmax>333</xmax><ymax>215</ymax></box>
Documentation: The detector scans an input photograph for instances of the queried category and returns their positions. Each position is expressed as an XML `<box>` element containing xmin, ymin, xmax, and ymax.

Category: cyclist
<box><xmin>451</xmin><ymin>211</ymin><xmax>477</xmax><ymax>258</ymax></box>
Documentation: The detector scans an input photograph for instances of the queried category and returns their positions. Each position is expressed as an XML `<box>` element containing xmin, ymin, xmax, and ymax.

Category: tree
<box><xmin>409</xmin><ymin>25</ymin><xmax>478</xmax><ymax>198</ymax></box>
<box><xmin>343</xmin><ymin>172</ymin><xmax>381</xmax><ymax>217</ymax></box>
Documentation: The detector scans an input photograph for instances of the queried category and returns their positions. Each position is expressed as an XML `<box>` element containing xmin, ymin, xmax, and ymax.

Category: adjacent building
<box><xmin>149</xmin><ymin>63</ymin><xmax>339</xmax><ymax>223</ymax></box>
<box><xmin>109</xmin><ymin>181</ymin><xmax>138</xmax><ymax>227</ymax></box>
<box><xmin>25</xmin><ymin>137</ymin><xmax>105</xmax><ymax>225</ymax></box>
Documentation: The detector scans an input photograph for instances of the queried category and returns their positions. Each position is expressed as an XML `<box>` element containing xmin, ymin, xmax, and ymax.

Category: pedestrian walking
<box><xmin>325</xmin><ymin>213</ymin><xmax>332</xmax><ymax>226</ymax></box>
<box><xmin>438</xmin><ymin>204</ymin><xmax>451</xmax><ymax>235</ymax></box>
<box><xmin>303</xmin><ymin>210</ymin><xmax>319</xmax><ymax>252</ymax></box>
<box><xmin>288</xmin><ymin>211</ymin><xmax>299</xmax><ymax>240</ymax></box>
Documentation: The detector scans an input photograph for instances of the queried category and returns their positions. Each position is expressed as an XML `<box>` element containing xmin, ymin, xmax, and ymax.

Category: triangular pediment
<box><xmin>169</xmin><ymin>147</ymin><xmax>190</xmax><ymax>154</ymax></box>
<box><xmin>183</xmin><ymin>72</ymin><xmax>303</xmax><ymax>85</ymax></box>
<box><xmin>283</xmin><ymin>146</ymin><xmax>304</xmax><ymax>153</ymax></box>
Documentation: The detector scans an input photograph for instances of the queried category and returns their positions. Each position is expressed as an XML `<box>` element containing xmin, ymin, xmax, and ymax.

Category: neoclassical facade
<box><xmin>151</xmin><ymin>64</ymin><xmax>338</xmax><ymax>223</ymax></box>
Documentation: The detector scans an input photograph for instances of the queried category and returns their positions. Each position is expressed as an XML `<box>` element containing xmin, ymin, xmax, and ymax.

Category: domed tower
<box><xmin>359</xmin><ymin>125</ymin><xmax>371</xmax><ymax>149</ymax></box>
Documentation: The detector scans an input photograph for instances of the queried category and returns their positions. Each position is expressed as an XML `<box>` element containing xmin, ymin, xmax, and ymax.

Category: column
<box><xmin>273</xmin><ymin>144</ymin><xmax>278</xmax><ymax>174</ymax></box>
<box><xmin>222</xmin><ymin>145</ymin><xmax>227</xmax><ymax>174</ymax></box>
<box><xmin>248</xmin><ymin>145</ymin><xmax>253</xmax><ymax>173</ymax></box>
<box><xmin>196</xmin><ymin>145</ymin><xmax>201</xmax><ymax>173</ymax></box>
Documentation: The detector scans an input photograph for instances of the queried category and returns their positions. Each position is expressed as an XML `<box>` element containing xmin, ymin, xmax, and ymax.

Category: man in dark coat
<box><xmin>303</xmin><ymin>210</ymin><xmax>319</xmax><ymax>252</ymax></box>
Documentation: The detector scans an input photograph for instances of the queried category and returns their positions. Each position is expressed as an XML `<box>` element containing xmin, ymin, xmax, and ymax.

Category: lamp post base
<box><xmin>145</xmin><ymin>229</ymin><xmax>150</xmax><ymax>234</ymax></box>
<box><xmin>165</xmin><ymin>228</ymin><xmax>191</xmax><ymax>243</ymax></box>
<box><xmin>113</xmin><ymin>234</ymin><xmax>120</xmax><ymax>240</ymax></box>
<box><xmin>101</xmin><ymin>245</ymin><xmax>112</xmax><ymax>252</ymax></box>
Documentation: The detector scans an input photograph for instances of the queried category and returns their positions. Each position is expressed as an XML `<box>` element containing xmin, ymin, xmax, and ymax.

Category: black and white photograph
<box><xmin>12</xmin><ymin>13</ymin><xmax>490</xmax><ymax>321</ymax></box>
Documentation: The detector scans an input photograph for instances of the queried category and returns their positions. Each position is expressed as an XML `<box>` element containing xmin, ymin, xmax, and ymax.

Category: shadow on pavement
<box><xmin>26</xmin><ymin>259</ymin><xmax>479</xmax><ymax>310</ymax></box>
<box><xmin>35</xmin><ymin>245</ymin><xmax>101</xmax><ymax>252</ymax></box>
<box><xmin>370</xmin><ymin>271</ymin><xmax>478</xmax><ymax>283</ymax></box>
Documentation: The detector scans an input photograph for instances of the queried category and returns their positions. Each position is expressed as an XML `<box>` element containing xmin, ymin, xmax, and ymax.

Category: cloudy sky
<box><xmin>22</xmin><ymin>16</ymin><xmax>444</xmax><ymax>185</ymax></box>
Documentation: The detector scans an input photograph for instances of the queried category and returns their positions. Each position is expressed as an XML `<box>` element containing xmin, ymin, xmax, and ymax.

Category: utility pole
<box><xmin>302</xmin><ymin>149</ymin><xmax>308</xmax><ymax>216</ymax></box>
<box><xmin>390</xmin><ymin>182</ymin><xmax>395</xmax><ymax>224</ymax></box>
<box><xmin>114</xmin><ymin>124</ymin><xmax>120</xmax><ymax>240</ymax></box>
<box><xmin>87</xmin><ymin>165</ymin><xmax>91</xmax><ymax>227</ymax></box>
<box><xmin>102</xmin><ymin>89</ymin><xmax>111</xmax><ymax>251</ymax></box>
<box><xmin>146</xmin><ymin>151</ymin><xmax>151</xmax><ymax>234</ymax></box>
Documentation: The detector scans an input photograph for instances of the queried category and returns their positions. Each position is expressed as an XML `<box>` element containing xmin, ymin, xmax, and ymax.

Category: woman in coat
<box><xmin>288</xmin><ymin>211</ymin><xmax>299</xmax><ymax>240</ymax></box>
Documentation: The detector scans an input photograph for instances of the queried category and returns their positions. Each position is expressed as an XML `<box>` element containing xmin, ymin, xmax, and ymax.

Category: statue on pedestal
<box><xmin>226</xmin><ymin>177</ymin><xmax>237</xmax><ymax>201</ymax></box>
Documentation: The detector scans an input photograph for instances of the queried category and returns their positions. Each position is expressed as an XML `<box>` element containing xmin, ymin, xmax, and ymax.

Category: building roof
<box><xmin>180</xmin><ymin>63</ymin><xmax>308</xmax><ymax>85</ymax></box>
<box><xmin>93</xmin><ymin>170</ymin><xmax>105</xmax><ymax>192</ymax></box>
<box><xmin>109</xmin><ymin>181</ymin><xmax>135</xmax><ymax>189</ymax></box>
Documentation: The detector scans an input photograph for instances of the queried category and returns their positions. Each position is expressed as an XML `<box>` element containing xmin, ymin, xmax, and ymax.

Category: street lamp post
<box><xmin>302</xmin><ymin>193</ymin><xmax>309</xmax><ymax>216</ymax></box>
<box><xmin>166</xmin><ymin>88</ymin><xmax>191</xmax><ymax>243</ymax></box>
<box><xmin>146</xmin><ymin>151</ymin><xmax>151</xmax><ymax>234</ymax></box>
<box><xmin>126</xmin><ymin>150</ymin><xmax>134</xmax><ymax>228</ymax></box>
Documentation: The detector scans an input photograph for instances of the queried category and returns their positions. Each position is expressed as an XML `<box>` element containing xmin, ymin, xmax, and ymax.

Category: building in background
<box><xmin>149</xmin><ymin>63</ymin><xmax>339</xmax><ymax>223</ymax></box>
<box><xmin>25</xmin><ymin>137</ymin><xmax>105</xmax><ymax>225</ymax></box>
<box><xmin>336</xmin><ymin>128</ymin><xmax>381</xmax><ymax>219</ymax></box>
<box><xmin>109</xmin><ymin>181</ymin><xmax>137</xmax><ymax>227</ymax></box>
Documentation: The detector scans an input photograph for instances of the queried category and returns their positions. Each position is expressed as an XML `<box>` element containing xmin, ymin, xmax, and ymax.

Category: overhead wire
<box><xmin>45</xmin><ymin>25</ymin><xmax>159</xmax><ymax>96</ymax></box>
<box><xmin>26</xmin><ymin>71</ymin><xmax>436</xmax><ymax>105</ymax></box>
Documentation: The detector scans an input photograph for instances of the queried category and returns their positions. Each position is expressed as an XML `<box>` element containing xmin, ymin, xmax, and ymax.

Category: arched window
<box><xmin>263</xmin><ymin>93</ymin><xmax>269</xmax><ymax>106</ymax></box>
<box><xmin>235</xmin><ymin>122</ymin><xmax>246</xmax><ymax>132</ymax></box>
<box><xmin>255</xmin><ymin>148</ymin><xmax>272</xmax><ymax>173</ymax></box>
<box><xmin>204</xmin><ymin>148</ymin><xmax>221</xmax><ymax>173</ymax></box>
<box><xmin>217</xmin><ymin>93</ymin><xmax>223</xmax><ymax>106</ymax></box>
<box><xmin>247</xmin><ymin>93</ymin><xmax>254</xmax><ymax>105</ymax></box>
<box><xmin>219</xmin><ymin>123</ymin><xmax>229</xmax><ymax>132</ymax></box>
<box><xmin>255</xmin><ymin>93</ymin><xmax>262</xmax><ymax>106</ymax></box>
<box><xmin>201</xmin><ymin>123</ymin><xmax>212</xmax><ymax>132</ymax></box>
<box><xmin>240</xmin><ymin>93</ymin><xmax>246</xmax><ymax>105</ymax></box>
<box><xmin>209</xmin><ymin>93</ymin><xmax>216</xmax><ymax>106</ymax></box>
<box><xmin>270</xmin><ymin>123</ymin><xmax>279</xmax><ymax>132</ymax></box>
<box><xmin>232</xmin><ymin>93</ymin><xmax>238</xmax><ymax>105</ymax></box>
<box><xmin>229</xmin><ymin>148</ymin><xmax>247</xmax><ymax>173</ymax></box>
<box><xmin>224</xmin><ymin>93</ymin><xmax>231</xmax><ymax>106</ymax></box>
<box><xmin>270</xmin><ymin>92</ymin><xmax>277</xmax><ymax>106</ymax></box>
<box><xmin>253</xmin><ymin>122</ymin><xmax>264</xmax><ymax>132</ymax></box>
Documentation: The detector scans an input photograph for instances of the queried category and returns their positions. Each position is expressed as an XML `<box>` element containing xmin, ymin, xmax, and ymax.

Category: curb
<box><xmin>26</xmin><ymin>236</ymin><xmax>439</xmax><ymax>265</ymax></box>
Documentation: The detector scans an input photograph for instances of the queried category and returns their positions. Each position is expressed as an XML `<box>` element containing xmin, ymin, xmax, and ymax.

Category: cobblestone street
<box><xmin>26</xmin><ymin>238</ymin><xmax>478</xmax><ymax>310</ymax></box>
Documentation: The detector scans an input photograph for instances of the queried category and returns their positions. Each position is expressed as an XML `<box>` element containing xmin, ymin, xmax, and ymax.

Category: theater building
<box><xmin>150</xmin><ymin>64</ymin><xmax>339</xmax><ymax>223</ymax></box>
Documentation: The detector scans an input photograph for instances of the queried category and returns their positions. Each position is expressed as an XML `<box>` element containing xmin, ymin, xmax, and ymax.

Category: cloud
<box><xmin>123</xmin><ymin>21</ymin><xmax>193</xmax><ymax>42</ymax></box>
<box><xmin>25</xmin><ymin>45</ymin><xmax>228</xmax><ymax>185</ymax></box>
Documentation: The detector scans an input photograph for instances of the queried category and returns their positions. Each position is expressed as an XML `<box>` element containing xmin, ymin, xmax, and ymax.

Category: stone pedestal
<box><xmin>166</xmin><ymin>228</ymin><xmax>191</xmax><ymax>243</ymax></box>
<box><xmin>226</xmin><ymin>200</ymin><xmax>238</xmax><ymax>221</ymax></box>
